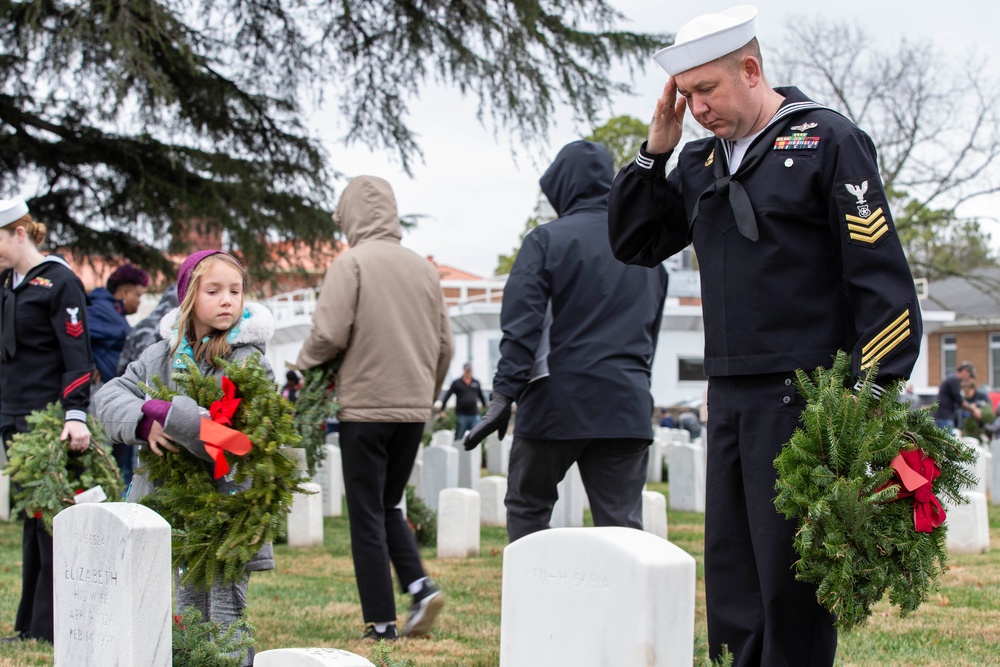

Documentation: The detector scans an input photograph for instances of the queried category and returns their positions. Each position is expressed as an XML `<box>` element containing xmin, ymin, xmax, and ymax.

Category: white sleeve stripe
<box><xmin>65</xmin><ymin>409</ymin><xmax>88</xmax><ymax>422</ymax></box>
<box><xmin>635</xmin><ymin>152</ymin><xmax>655</xmax><ymax>170</ymax></box>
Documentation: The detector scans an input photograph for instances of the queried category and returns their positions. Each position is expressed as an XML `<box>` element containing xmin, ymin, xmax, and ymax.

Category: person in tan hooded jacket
<box><xmin>297</xmin><ymin>175</ymin><xmax>452</xmax><ymax>641</ymax></box>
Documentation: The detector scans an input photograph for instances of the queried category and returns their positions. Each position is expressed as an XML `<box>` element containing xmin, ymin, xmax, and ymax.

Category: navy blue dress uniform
<box><xmin>1</xmin><ymin>256</ymin><xmax>95</xmax><ymax>643</ymax></box>
<box><xmin>609</xmin><ymin>69</ymin><xmax>921</xmax><ymax>667</ymax></box>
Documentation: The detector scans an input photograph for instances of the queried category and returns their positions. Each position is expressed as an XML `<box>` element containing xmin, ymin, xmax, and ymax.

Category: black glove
<box><xmin>463</xmin><ymin>393</ymin><xmax>512</xmax><ymax>451</ymax></box>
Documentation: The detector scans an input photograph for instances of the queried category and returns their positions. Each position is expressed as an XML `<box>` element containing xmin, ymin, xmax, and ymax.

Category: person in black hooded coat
<box><xmin>465</xmin><ymin>140</ymin><xmax>668</xmax><ymax>541</ymax></box>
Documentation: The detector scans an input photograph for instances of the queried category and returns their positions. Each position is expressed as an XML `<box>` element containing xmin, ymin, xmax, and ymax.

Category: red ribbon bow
<box><xmin>885</xmin><ymin>449</ymin><xmax>946</xmax><ymax>533</ymax></box>
<box><xmin>200</xmin><ymin>376</ymin><xmax>252</xmax><ymax>479</ymax></box>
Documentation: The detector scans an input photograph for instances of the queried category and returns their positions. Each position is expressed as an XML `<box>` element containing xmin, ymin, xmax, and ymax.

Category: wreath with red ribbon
<box><xmin>138</xmin><ymin>353</ymin><xmax>306</xmax><ymax>590</ymax></box>
<box><xmin>773</xmin><ymin>351</ymin><xmax>978</xmax><ymax>631</ymax></box>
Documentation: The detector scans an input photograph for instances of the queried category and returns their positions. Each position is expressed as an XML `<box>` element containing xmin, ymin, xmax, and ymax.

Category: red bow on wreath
<box><xmin>199</xmin><ymin>375</ymin><xmax>252</xmax><ymax>479</ymax></box>
<box><xmin>883</xmin><ymin>449</ymin><xmax>946</xmax><ymax>533</ymax></box>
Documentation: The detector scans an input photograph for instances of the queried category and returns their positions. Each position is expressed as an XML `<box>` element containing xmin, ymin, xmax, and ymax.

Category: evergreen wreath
<box><xmin>291</xmin><ymin>364</ymin><xmax>339</xmax><ymax>477</ymax></box>
<box><xmin>172</xmin><ymin>606</ymin><xmax>254</xmax><ymax>667</ymax></box>
<box><xmin>138</xmin><ymin>353</ymin><xmax>306</xmax><ymax>591</ymax></box>
<box><xmin>773</xmin><ymin>351</ymin><xmax>979</xmax><ymax>630</ymax></box>
<box><xmin>5</xmin><ymin>403</ymin><xmax>123</xmax><ymax>534</ymax></box>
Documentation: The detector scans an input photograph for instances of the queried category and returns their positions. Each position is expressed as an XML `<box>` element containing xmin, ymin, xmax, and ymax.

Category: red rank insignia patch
<box><xmin>65</xmin><ymin>307</ymin><xmax>84</xmax><ymax>337</ymax></box>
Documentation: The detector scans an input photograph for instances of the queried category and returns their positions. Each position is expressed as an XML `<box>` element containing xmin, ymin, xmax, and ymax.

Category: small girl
<box><xmin>94</xmin><ymin>249</ymin><xmax>274</xmax><ymax>666</ymax></box>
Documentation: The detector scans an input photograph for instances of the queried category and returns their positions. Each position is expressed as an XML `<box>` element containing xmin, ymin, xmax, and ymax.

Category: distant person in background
<box><xmin>658</xmin><ymin>408</ymin><xmax>676</xmax><ymax>428</ymax></box>
<box><xmin>439</xmin><ymin>362</ymin><xmax>487</xmax><ymax>439</ymax></box>
<box><xmin>113</xmin><ymin>284</ymin><xmax>179</xmax><ymax>488</ymax></box>
<box><xmin>897</xmin><ymin>383</ymin><xmax>919</xmax><ymax>410</ymax></box>
<box><xmin>678</xmin><ymin>410</ymin><xmax>701</xmax><ymax>439</ymax></box>
<box><xmin>88</xmin><ymin>264</ymin><xmax>150</xmax><ymax>488</ymax></box>
<box><xmin>282</xmin><ymin>370</ymin><xmax>303</xmax><ymax>403</ymax></box>
<box><xmin>116</xmin><ymin>285</ymin><xmax>179</xmax><ymax>376</ymax></box>
<box><xmin>88</xmin><ymin>263</ymin><xmax>150</xmax><ymax>385</ymax></box>
<box><xmin>933</xmin><ymin>362</ymin><xmax>979</xmax><ymax>430</ymax></box>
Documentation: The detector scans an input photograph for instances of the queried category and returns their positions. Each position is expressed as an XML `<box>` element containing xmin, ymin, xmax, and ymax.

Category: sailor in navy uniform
<box><xmin>607</xmin><ymin>7</ymin><xmax>921</xmax><ymax>667</ymax></box>
<box><xmin>0</xmin><ymin>195</ymin><xmax>95</xmax><ymax>644</ymax></box>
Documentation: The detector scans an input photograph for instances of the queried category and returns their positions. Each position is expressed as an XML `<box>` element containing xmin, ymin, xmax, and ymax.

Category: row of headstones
<box><xmin>436</xmin><ymin>481</ymin><xmax>669</xmax><ymax>557</ymax></box>
<box><xmin>946</xmin><ymin>437</ymin><xmax>994</xmax><ymax>554</ymax></box>
<box><xmin>52</xmin><ymin>501</ymin><xmax>697</xmax><ymax>666</ymax></box>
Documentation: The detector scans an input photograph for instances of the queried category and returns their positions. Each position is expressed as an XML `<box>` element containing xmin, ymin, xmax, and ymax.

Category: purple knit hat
<box><xmin>176</xmin><ymin>249</ymin><xmax>242</xmax><ymax>303</ymax></box>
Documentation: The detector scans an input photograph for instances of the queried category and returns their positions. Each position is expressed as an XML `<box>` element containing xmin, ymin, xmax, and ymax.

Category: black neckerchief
<box><xmin>690</xmin><ymin>94</ymin><xmax>826</xmax><ymax>241</ymax></box>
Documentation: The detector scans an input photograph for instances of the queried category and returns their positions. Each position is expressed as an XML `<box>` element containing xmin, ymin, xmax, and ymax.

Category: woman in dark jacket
<box><xmin>0</xmin><ymin>196</ymin><xmax>95</xmax><ymax>644</ymax></box>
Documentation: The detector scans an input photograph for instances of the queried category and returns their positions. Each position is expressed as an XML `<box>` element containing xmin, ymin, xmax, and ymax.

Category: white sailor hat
<box><xmin>653</xmin><ymin>5</ymin><xmax>758</xmax><ymax>76</ymax></box>
<box><xmin>0</xmin><ymin>196</ymin><xmax>29</xmax><ymax>227</ymax></box>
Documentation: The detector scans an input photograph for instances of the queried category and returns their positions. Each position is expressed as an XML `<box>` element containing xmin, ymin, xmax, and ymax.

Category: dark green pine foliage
<box><xmin>139</xmin><ymin>353</ymin><xmax>305</xmax><ymax>591</ymax></box>
<box><xmin>291</xmin><ymin>365</ymin><xmax>339</xmax><ymax>477</ymax></box>
<box><xmin>774</xmin><ymin>351</ymin><xmax>979</xmax><ymax>630</ymax></box>
<box><xmin>5</xmin><ymin>403</ymin><xmax>123</xmax><ymax>534</ymax></box>
<box><xmin>171</xmin><ymin>606</ymin><xmax>254</xmax><ymax>667</ymax></box>
<box><xmin>1</xmin><ymin>1</ymin><xmax>666</xmax><ymax>278</ymax></box>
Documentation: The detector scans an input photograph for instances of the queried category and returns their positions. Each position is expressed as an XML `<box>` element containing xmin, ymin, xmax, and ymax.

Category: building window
<box><xmin>991</xmin><ymin>333</ymin><xmax>1000</xmax><ymax>389</ymax></box>
<box><xmin>678</xmin><ymin>357</ymin><xmax>705</xmax><ymax>382</ymax></box>
<box><xmin>941</xmin><ymin>334</ymin><xmax>957</xmax><ymax>377</ymax></box>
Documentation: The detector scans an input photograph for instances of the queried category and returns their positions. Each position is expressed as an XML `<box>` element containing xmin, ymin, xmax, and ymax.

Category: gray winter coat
<box><xmin>94</xmin><ymin>302</ymin><xmax>276</xmax><ymax>571</ymax></box>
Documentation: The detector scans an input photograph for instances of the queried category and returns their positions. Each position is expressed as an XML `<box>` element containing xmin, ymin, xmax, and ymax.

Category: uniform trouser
<box><xmin>2</xmin><ymin>414</ymin><xmax>55</xmax><ymax>643</ymax></box>
<box><xmin>705</xmin><ymin>373</ymin><xmax>837</xmax><ymax>667</ymax></box>
<box><xmin>339</xmin><ymin>421</ymin><xmax>428</xmax><ymax>623</ymax></box>
<box><xmin>176</xmin><ymin>573</ymin><xmax>253</xmax><ymax>666</ymax></box>
<box><xmin>505</xmin><ymin>436</ymin><xmax>650</xmax><ymax>542</ymax></box>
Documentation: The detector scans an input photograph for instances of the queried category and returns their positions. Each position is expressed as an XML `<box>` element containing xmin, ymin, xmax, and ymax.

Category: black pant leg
<box><xmin>382</xmin><ymin>423</ymin><xmax>428</xmax><ymax>592</ymax></box>
<box><xmin>575</xmin><ymin>438</ymin><xmax>649</xmax><ymax>530</ymax></box>
<box><xmin>705</xmin><ymin>375</ymin><xmax>837</xmax><ymax>667</ymax></box>
<box><xmin>504</xmin><ymin>437</ymin><xmax>586</xmax><ymax>542</ymax></box>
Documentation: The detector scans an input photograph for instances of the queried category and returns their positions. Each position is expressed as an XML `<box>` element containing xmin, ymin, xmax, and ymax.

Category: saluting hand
<box><xmin>60</xmin><ymin>420</ymin><xmax>91</xmax><ymax>453</ymax></box>
<box><xmin>648</xmin><ymin>78</ymin><xmax>687</xmax><ymax>154</ymax></box>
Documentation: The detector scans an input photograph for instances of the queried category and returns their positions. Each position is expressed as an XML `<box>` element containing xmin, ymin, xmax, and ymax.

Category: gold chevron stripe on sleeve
<box><xmin>861</xmin><ymin>309</ymin><xmax>911</xmax><ymax>370</ymax></box>
<box><xmin>846</xmin><ymin>207</ymin><xmax>889</xmax><ymax>244</ymax></box>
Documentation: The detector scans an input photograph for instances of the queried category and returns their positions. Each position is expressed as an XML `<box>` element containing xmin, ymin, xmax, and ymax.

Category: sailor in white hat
<box><xmin>607</xmin><ymin>6</ymin><xmax>923</xmax><ymax>666</ymax></box>
<box><xmin>0</xmin><ymin>194</ymin><xmax>94</xmax><ymax>644</ymax></box>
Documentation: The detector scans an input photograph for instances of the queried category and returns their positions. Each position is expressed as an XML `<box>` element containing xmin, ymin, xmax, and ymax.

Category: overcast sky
<box><xmin>310</xmin><ymin>1</ymin><xmax>1000</xmax><ymax>278</ymax></box>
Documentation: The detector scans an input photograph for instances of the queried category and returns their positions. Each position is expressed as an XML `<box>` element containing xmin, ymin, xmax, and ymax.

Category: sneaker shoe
<box><xmin>362</xmin><ymin>624</ymin><xmax>398</xmax><ymax>642</ymax></box>
<box><xmin>402</xmin><ymin>580</ymin><xmax>445</xmax><ymax>636</ymax></box>
<box><xmin>0</xmin><ymin>632</ymin><xmax>29</xmax><ymax>644</ymax></box>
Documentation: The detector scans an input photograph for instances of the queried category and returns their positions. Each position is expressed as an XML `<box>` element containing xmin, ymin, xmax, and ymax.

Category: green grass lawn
<box><xmin>1</xmin><ymin>483</ymin><xmax>998</xmax><ymax>666</ymax></box>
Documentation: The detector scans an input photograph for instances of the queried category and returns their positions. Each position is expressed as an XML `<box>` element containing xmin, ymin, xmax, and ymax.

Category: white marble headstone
<box><xmin>437</xmin><ymin>488</ymin><xmax>480</xmax><ymax>558</ymax></box>
<box><xmin>666</xmin><ymin>444</ymin><xmax>706</xmax><ymax>513</ymax></box>
<box><xmin>457</xmin><ymin>444</ymin><xmax>482</xmax><ymax>490</ymax></box>
<box><xmin>408</xmin><ymin>459</ymin><xmax>424</xmax><ymax>497</ymax></box>
<box><xmin>945</xmin><ymin>491</ymin><xmax>990</xmax><ymax>555</ymax></box>
<box><xmin>53</xmin><ymin>503</ymin><xmax>171</xmax><ymax>667</ymax></box>
<box><xmin>421</xmin><ymin>444</ymin><xmax>458</xmax><ymax>512</ymax></box>
<box><xmin>254</xmin><ymin>647</ymin><xmax>375</xmax><ymax>666</ymax></box>
<box><xmin>431</xmin><ymin>429</ymin><xmax>455</xmax><ymax>448</ymax></box>
<box><xmin>646</xmin><ymin>440</ymin><xmax>664</xmax><ymax>483</ymax></box>
<box><xmin>551</xmin><ymin>463</ymin><xmax>585</xmax><ymax>529</ymax></box>
<box><xmin>285</xmin><ymin>447</ymin><xmax>309</xmax><ymax>479</ymax></box>
<box><xmin>314</xmin><ymin>445</ymin><xmax>344</xmax><ymax>517</ymax></box>
<box><xmin>288</xmin><ymin>482</ymin><xmax>324</xmax><ymax>548</ymax></box>
<box><xmin>991</xmin><ymin>439</ymin><xmax>1000</xmax><ymax>506</ymax></box>
<box><xmin>0</xmin><ymin>470</ymin><xmax>9</xmax><ymax>521</ymax></box>
<box><xmin>642</xmin><ymin>490</ymin><xmax>668</xmax><ymax>539</ymax></box>
<box><xmin>324</xmin><ymin>431</ymin><xmax>340</xmax><ymax>446</ymax></box>
<box><xmin>477</xmin><ymin>476</ymin><xmax>507</xmax><ymax>527</ymax></box>
<box><xmin>960</xmin><ymin>437</ymin><xmax>987</xmax><ymax>495</ymax></box>
<box><xmin>500</xmin><ymin>527</ymin><xmax>695</xmax><ymax>666</ymax></box>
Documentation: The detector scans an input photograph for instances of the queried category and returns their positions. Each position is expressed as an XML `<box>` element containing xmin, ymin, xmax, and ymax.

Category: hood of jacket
<box><xmin>539</xmin><ymin>140</ymin><xmax>614</xmax><ymax>218</ymax></box>
<box><xmin>159</xmin><ymin>301</ymin><xmax>274</xmax><ymax>348</ymax></box>
<box><xmin>335</xmin><ymin>175</ymin><xmax>402</xmax><ymax>247</ymax></box>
